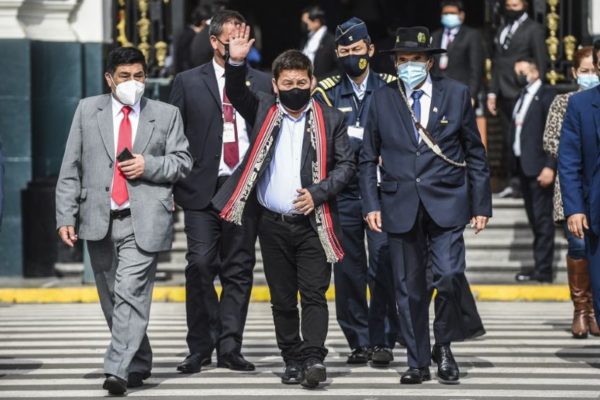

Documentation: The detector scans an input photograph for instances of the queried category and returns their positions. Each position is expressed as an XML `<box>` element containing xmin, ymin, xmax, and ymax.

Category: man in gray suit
<box><xmin>56</xmin><ymin>47</ymin><xmax>192</xmax><ymax>395</ymax></box>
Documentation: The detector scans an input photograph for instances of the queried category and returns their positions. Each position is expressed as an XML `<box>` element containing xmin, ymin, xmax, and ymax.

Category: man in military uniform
<box><xmin>313</xmin><ymin>17</ymin><xmax>399</xmax><ymax>367</ymax></box>
<box><xmin>360</xmin><ymin>26</ymin><xmax>491</xmax><ymax>385</ymax></box>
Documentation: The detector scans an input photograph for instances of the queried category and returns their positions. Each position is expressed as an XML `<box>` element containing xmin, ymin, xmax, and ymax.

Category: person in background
<box><xmin>56</xmin><ymin>47</ymin><xmax>192</xmax><ymax>395</ymax></box>
<box><xmin>169</xmin><ymin>10</ymin><xmax>272</xmax><ymax>375</ymax></box>
<box><xmin>431</xmin><ymin>0</ymin><xmax>484</xmax><ymax>103</ymax></box>
<box><xmin>173</xmin><ymin>4</ymin><xmax>210</xmax><ymax>74</ymax></box>
<box><xmin>301</xmin><ymin>5</ymin><xmax>338</xmax><ymax>79</ymax></box>
<box><xmin>487</xmin><ymin>0</ymin><xmax>548</xmax><ymax>198</ymax></box>
<box><xmin>313</xmin><ymin>17</ymin><xmax>399</xmax><ymax>367</ymax></box>
<box><xmin>545</xmin><ymin>46</ymin><xmax>600</xmax><ymax>338</ymax></box>
<box><xmin>559</xmin><ymin>40</ymin><xmax>600</xmax><ymax>341</ymax></box>
<box><xmin>360</xmin><ymin>26</ymin><xmax>491</xmax><ymax>385</ymax></box>
<box><xmin>189</xmin><ymin>0</ymin><xmax>230</xmax><ymax>69</ymax></box>
<box><xmin>510</xmin><ymin>58</ymin><xmax>556</xmax><ymax>284</ymax></box>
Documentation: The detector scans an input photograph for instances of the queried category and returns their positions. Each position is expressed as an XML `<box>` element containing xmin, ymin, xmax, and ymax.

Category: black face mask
<box><xmin>339</xmin><ymin>53</ymin><xmax>370</xmax><ymax>78</ymax></box>
<box><xmin>216</xmin><ymin>38</ymin><xmax>230</xmax><ymax>60</ymax></box>
<box><xmin>278</xmin><ymin>87</ymin><xmax>311</xmax><ymax>111</ymax></box>
<box><xmin>505</xmin><ymin>9</ymin><xmax>525</xmax><ymax>22</ymax></box>
<box><xmin>516</xmin><ymin>73</ymin><xmax>529</xmax><ymax>88</ymax></box>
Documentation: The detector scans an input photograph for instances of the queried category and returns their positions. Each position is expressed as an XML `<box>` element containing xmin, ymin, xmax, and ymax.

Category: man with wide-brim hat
<box><xmin>359</xmin><ymin>26</ymin><xmax>492</xmax><ymax>385</ymax></box>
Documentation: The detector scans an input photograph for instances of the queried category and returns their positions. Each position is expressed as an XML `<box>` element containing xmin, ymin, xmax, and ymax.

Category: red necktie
<box><xmin>112</xmin><ymin>106</ymin><xmax>132</xmax><ymax>206</ymax></box>
<box><xmin>222</xmin><ymin>86</ymin><xmax>239</xmax><ymax>168</ymax></box>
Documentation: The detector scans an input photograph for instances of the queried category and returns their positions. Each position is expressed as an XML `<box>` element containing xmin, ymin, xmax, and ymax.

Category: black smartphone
<box><xmin>116</xmin><ymin>147</ymin><xmax>134</xmax><ymax>162</ymax></box>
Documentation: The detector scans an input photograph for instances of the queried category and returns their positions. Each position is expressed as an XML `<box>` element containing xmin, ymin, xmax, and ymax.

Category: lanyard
<box><xmin>351</xmin><ymin>94</ymin><xmax>366</xmax><ymax>127</ymax></box>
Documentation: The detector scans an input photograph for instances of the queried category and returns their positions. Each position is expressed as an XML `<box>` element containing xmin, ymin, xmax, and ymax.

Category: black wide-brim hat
<box><xmin>381</xmin><ymin>26</ymin><xmax>446</xmax><ymax>54</ymax></box>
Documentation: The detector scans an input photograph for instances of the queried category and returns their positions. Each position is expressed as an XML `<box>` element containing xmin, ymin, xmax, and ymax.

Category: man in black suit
<box><xmin>487</xmin><ymin>0</ymin><xmax>548</xmax><ymax>197</ymax></box>
<box><xmin>360</xmin><ymin>27</ymin><xmax>491</xmax><ymax>385</ymax></box>
<box><xmin>169</xmin><ymin>10</ymin><xmax>271</xmax><ymax>374</ymax></box>
<box><xmin>431</xmin><ymin>0</ymin><xmax>484</xmax><ymax>102</ymax></box>
<box><xmin>511</xmin><ymin>58</ymin><xmax>557</xmax><ymax>283</ymax></box>
<box><xmin>301</xmin><ymin>5</ymin><xmax>338</xmax><ymax>79</ymax></box>
<box><xmin>213</xmin><ymin>25</ymin><xmax>355</xmax><ymax>388</ymax></box>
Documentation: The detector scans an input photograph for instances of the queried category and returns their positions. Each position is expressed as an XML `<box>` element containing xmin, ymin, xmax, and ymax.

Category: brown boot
<box><xmin>567</xmin><ymin>256</ymin><xmax>590</xmax><ymax>338</ymax></box>
<box><xmin>587</xmin><ymin>296</ymin><xmax>600</xmax><ymax>336</ymax></box>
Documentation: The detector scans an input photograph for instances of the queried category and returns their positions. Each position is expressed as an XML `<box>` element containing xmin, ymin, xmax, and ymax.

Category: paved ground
<box><xmin>0</xmin><ymin>302</ymin><xmax>599</xmax><ymax>399</ymax></box>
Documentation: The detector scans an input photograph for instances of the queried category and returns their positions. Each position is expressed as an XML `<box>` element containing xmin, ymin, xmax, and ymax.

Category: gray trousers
<box><xmin>87</xmin><ymin>215</ymin><xmax>158</xmax><ymax>380</ymax></box>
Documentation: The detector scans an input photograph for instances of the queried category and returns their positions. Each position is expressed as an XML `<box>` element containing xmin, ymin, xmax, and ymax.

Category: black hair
<box><xmin>593</xmin><ymin>40</ymin><xmax>600</xmax><ymax>67</ymax></box>
<box><xmin>106</xmin><ymin>47</ymin><xmax>147</xmax><ymax>74</ymax></box>
<box><xmin>208</xmin><ymin>9</ymin><xmax>245</xmax><ymax>38</ymax></box>
<box><xmin>302</xmin><ymin>5</ymin><xmax>326</xmax><ymax>25</ymax></box>
<box><xmin>190</xmin><ymin>4</ymin><xmax>211</xmax><ymax>26</ymax></box>
<box><xmin>441</xmin><ymin>0</ymin><xmax>465</xmax><ymax>11</ymax></box>
<box><xmin>515</xmin><ymin>57</ymin><xmax>538</xmax><ymax>70</ymax></box>
<box><xmin>272</xmin><ymin>49</ymin><xmax>313</xmax><ymax>81</ymax></box>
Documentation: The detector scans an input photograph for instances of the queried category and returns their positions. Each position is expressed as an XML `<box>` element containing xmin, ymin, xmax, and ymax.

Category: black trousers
<box><xmin>498</xmin><ymin>95</ymin><xmax>518</xmax><ymax>185</ymax></box>
<box><xmin>518</xmin><ymin>168</ymin><xmax>555</xmax><ymax>280</ymax></box>
<box><xmin>334</xmin><ymin>196</ymin><xmax>399</xmax><ymax>349</ymax></box>
<box><xmin>183</xmin><ymin>181</ymin><xmax>258</xmax><ymax>357</ymax></box>
<box><xmin>389</xmin><ymin>204</ymin><xmax>484</xmax><ymax>368</ymax></box>
<box><xmin>258</xmin><ymin>209</ymin><xmax>331</xmax><ymax>363</ymax></box>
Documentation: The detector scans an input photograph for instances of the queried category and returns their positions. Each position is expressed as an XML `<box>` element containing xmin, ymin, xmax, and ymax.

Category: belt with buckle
<box><xmin>110</xmin><ymin>208</ymin><xmax>131</xmax><ymax>219</ymax></box>
<box><xmin>263</xmin><ymin>208</ymin><xmax>307</xmax><ymax>224</ymax></box>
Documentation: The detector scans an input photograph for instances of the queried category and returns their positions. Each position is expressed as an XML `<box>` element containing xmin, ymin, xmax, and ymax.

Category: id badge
<box><xmin>439</xmin><ymin>54</ymin><xmax>449</xmax><ymax>70</ymax></box>
<box><xmin>223</xmin><ymin>122</ymin><xmax>236</xmax><ymax>143</ymax></box>
<box><xmin>347</xmin><ymin>125</ymin><xmax>364</xmax><ymax>140</ymax></box>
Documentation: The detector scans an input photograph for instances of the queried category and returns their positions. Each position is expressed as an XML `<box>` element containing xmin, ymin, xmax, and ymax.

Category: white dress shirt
<box><xmin>302</xmin><ymin>26</ymin><xmax>328</xmax><ymax>64</ymax></box>
<box><xmin>257</xmin><ymin>105</ymin><xmax>307</xmax><ymax>214</ymax></box>
<box><xmin>213</xmin><ymin>58</ymin><xmax>250</xmax><ymax>177</ymax></box>
<box><xmin>512</xmin><ymin>78</ymin><xmax>542</xmax><ymax>157</ymax></box>
<box><xmin>406</xmin><ymin>74</ymin><xmax>433</xmax><ymax>142</ymax></box>
<box><xmin>349</xmin><ymin>70</ymin><xmax>369</xmax><ymax>101</ymax></box>
<box><xmin>499</xmin><ymin>12</ymin><xmax>528</xmax><ymax>46</ymax></box>
<box><xmin>110</xmin><ymin>95</ymin><xmax>140</xmax><ymax>211</ymax></box>
<box><xmin>441</xmin><ymin>27</ymin><xmax>460</xmax><ymax>49</ymax></box>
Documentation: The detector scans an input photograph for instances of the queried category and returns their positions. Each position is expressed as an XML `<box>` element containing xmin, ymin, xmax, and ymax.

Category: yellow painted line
<box><xmin>0</xmin><ymin>285</ymin><xmax>570</xmax><ymax>304</ymax></box>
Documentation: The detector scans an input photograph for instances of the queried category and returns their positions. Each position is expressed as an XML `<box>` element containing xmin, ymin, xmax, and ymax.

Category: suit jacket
<box><xmin>359</xmin><ymin>76</ymin><xmax>492</xmax><ymax>234</ymax></box>
<box><xmin>169</xmin><ymin>61</ymin><xmax>272</xmax><ymax>210</ymax></box>
<box><xmin>55</xmin><ymin>94</ymin><xmax>193</xmax><ymax>253</ymax></box>
<box><xmin>431</xmin><ymin>25</ymin><xmax>484</xmax><ymax>100</ymax></box>
<box><xmin>303</xmin><ymin>31</ymin><xmax>339</xmax><ymax>80</ymax></box>
<box><xmin>212</xmin><ymin>62</ymin><xmax>355</xmax><ymax>239</ymax></box>
<box><xmin>510</xmin><ymin>84</ymin><xmax>556</xmax><ymax>177</ymax></box>
<box><xmin>559</xmin><ymin>86</ymin><xmax>600</xmax><ymax>234</ymax></box>
<box><xmin>490</xmin><ymin>18</ymin><xmax>548</xmax><ymax>100</ymax></box>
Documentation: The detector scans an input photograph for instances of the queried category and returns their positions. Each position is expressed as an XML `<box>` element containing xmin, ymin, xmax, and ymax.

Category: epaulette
<box><xmin>378</xmin><ymin>73</ymin><xmax>397</xmax><ymax>84</ymax></box>
<box><xmin>317</xmin><ymin>75</ymin><xmax>341</xmax><ymax>90</ymax></box>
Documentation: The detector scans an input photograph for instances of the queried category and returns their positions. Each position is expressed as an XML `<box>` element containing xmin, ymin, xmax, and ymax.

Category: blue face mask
<box><xmin>577</xmin><ymin>74</ymin><xmax>600</xmax><ymax>90</ymax></box>
<box><xmin>441</xmin><ymin>13</ymin><xmax>461</xmax><ymax>29</ymax></box>
<box><xmin>397</xmin><ymin>61</ymin><xmax>428</xmax><ymax>90</ymax></box>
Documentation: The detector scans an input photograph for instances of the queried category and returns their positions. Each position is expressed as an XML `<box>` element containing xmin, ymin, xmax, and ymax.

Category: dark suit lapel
<box><xmin>521</xmin><ymin>85</ymin><xmax>542</xmax><ymax>132</ymax></box>
<box><xmin>421</xmin><ymin>78</ymin><xmax>446</xmax><ymax>148</ymax></box>
<box><xmin>133</xmin><ymin>98</ymin><xmax>156</xmax><ymax>154</ymax></box>
<box><xmin>201</xmin><ymin>63</ymin><xmax>221</xmax><ymax>107</ymax></box>
<box><xmin>592</xmin><ymin>95</ymin><xmax>600</xmax><ymax>144</ymax></box>
<box><xmin>96</xmin><ymin>95</ymin><xmax>115</xmax><ymax>161</ymax></box>
<box><xmin>301</xmin><ymin>110</ymin><xmax>313</xmax><ymax>171</ymax></box>
<box><xmin>393</xmin><ymin>83</ymin><xmax>419</xmax><ymax>147</ymax></box>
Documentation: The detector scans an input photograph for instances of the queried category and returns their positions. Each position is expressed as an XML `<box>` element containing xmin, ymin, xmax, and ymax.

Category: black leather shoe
<box><xmin>217</xmin><ymin>353</ymin><xmax>255</xmax><ymax>371</ymax></box>
<box><xmin>177</xmin><ymin>353</ymin><xmax>211</xmax><ymax>374</ymax></box>
<box><xmin>103</xmin><ymin>374</ymin><xmax>127</xmax><ymax>395</ymax></box>
<box><xmin>346</xmin><ymin>347</ymin><xmax>370</xmax><ymax>364</ymax></box>
<box><xmin>371</xmin><ymin>346</ymin><xmax>394</xmax><ymax>366</ymax></box>
<box><xmin>301</xmin><ymin>358</ymin><xmax>327</xmax><ymax>388</ymax></box>
<box><xmin>515</xmin><ymin>271</ymin><xmax>553</xmax><ymax>283</ymax></box>
<box><xmin>127</xmin><ymin>371</ymin><xmax>151</xmax><ymax>388</ymax></box>
<box><xmin>400</xmin><ymin>367</ymin><xmax>431</xmax><ymax>384</ymax></box>
<box><xmin>432</xmin><ymin>344</ymin><xmax>460</xmax><ymax>384</ymax></box>
<box><xmin>281</xmin><ymin>361</ymin><xmax>303</xmax><ymax>385</ymax></box>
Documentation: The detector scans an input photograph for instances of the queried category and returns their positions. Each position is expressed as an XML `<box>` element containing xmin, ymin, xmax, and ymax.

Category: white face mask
<box><xmin>110</xmin><ymin>76</ymin><xmax>145</xmax><ymax>106</ymax></box>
